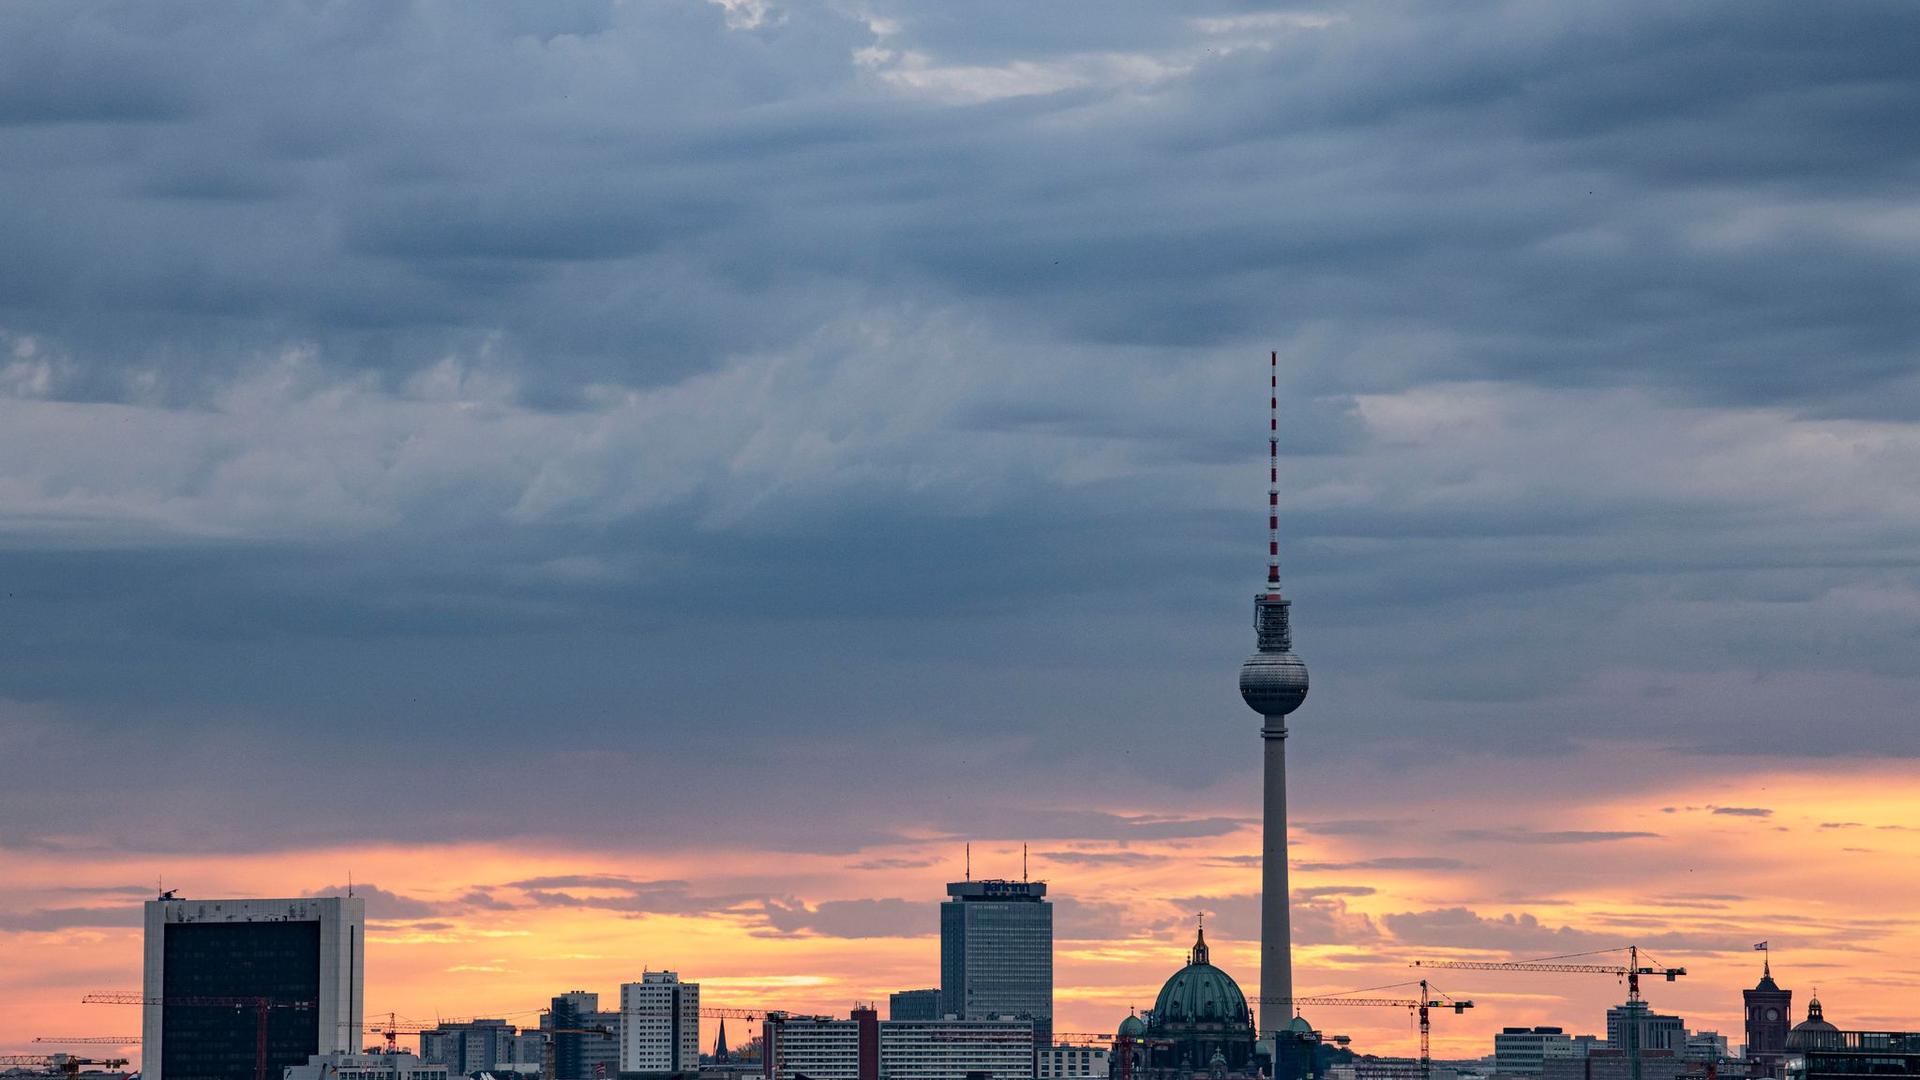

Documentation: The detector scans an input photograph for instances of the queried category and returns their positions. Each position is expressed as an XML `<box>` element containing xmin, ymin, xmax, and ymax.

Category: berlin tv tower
<box><xmin>1239</xmin><ymin>350</ymin><xmax>1310</xmax><ymax>1042</ymax></box>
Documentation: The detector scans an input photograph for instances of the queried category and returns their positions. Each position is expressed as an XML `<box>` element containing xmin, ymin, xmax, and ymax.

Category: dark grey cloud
<box><xmin>1449</xmin><ymin>829</ymin><xmax>1662</xmax><ymax>845</ymax></box>
<box><xmin>1712</xmin><ymin>807</ymin><xmax>1775</xmax><ymax>818</ymax></box>
<box><xmin>756</xmin><ymin>898</ymin><xmax>930</xmax><ymax>939</ymax></box>
<box><xmin>0</xmin><ymin>905</ymin><xmax>144</xmax><ymax>932</ymax></box>
<box><xmin>309</xmin><ymin>884</ymin><xmax>441</xmax><ymax>920</ymax></box>
<box><xmin>0</xmin><ymin>0</ymin><xmax>1917</xmax><ymax>863</ymax></box>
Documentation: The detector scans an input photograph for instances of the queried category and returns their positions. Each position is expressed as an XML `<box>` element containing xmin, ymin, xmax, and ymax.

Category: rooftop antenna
<box><xmin>1022</xmin><ymin>843</ymin><xmax>1028</xmax><ymax>881</ymax></box>
<box><xmin>966</xmin><ymin>842</ymin><xmax>971</xmax><ymax>882</ymax></box>
<box><xmin>1268</xmin><ymin>350</ymin><xmax>1281</xmax><ymax>595</ymax></box>
<box><xmin>348</xmin><ymin>870</ymin><xmax>354</xmax><ymax>899</ymax></box>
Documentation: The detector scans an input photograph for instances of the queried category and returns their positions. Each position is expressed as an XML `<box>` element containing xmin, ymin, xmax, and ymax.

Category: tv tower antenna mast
<box><xmin>1240</xmin><ymin>351</ymin><xmax>1311</xmax><ymax>1051</ymax></box>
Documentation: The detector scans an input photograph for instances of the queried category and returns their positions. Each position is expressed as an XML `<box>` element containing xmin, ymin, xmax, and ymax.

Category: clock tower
<box><xmin>1743</xmin><ymin>958</ymin><xmax>1792</xmax><ymax>1078</ymax></box>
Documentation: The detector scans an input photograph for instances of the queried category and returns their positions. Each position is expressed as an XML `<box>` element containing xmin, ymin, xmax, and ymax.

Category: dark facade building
<box><xmin>142</xmin><ymin>896</ymin><xmax>364</xmax><ymax>1080</ymax></box>
<box><xmin>1785</xmin><ymin>998</ymin><xmax>1920</xmax><ymax>1080</ymax></box>
<box><xmin>1745</xmin><ymin>964</ymin><xmax>1793</xmax><ymax>1078</ymax></box>
<box><xmin>1142</xmin><ymin>925</ymin><xmax>1258</xmax><ymax>1076</ymax></box>
<box><xmin>892</xmin><ymin>990</ymin><xmax>941</xmax><ymax>1022</ymax></box>
<box><xmin>940</xmin><ymin>880</ymin><xmax>1052</xmax><ymax>1047</ymax></box>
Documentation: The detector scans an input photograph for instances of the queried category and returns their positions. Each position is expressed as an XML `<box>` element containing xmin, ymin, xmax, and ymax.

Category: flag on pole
<box><xmin>1754</xmin><ymin>941</ymin><xmax>1769</xmax><ymax>950</ymax></box>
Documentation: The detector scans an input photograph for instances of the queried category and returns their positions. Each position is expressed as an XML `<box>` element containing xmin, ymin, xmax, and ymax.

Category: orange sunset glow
<box><xmin>7</xmin><ymin>752</ymin><xmax>1917</xmax><ymax>1063</ymax></box>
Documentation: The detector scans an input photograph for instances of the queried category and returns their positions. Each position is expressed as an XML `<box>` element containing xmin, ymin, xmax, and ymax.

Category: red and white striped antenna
<box><xmin>1267</xmin><ymin>350</ymin><xmax>1281</xmax><ymax>597</ymax></box>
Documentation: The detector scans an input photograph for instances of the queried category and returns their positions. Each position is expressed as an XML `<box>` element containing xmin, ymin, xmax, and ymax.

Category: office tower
<box><xmin>621</xmin><ymin>971</ymin><xmax>701</xmax><ymax>1073</ymax></box>
<box><xmin>1237</xmin><ymin>352</ymin><xmax>1311</xmax><ymax>1056</ymax></box>
<box><xmin>141</xmin><ymin>895</ymin><xmax>365</xmax><ymax>1080</ymax></box>
<box><xmin>1495</xmin><ymin>1028</ymin><xmax>1573</xmax><ymax>1075</ymax></box>
<box><xmin>940</xmin><ymin>880</ymin><xmax>1052</xmax><ymax>1046</ymax></box>
<box><xmin>1608</xmin><ymin>1002</ymin><xmax>1687</xmax><ymax>1055</ymax></box>
<box><xmin>550</xmin><ymin>991</ymin><xmax>621</xmax><ymax>1080</ymax></box>
<box><xmin>891</xmin><ymin>989</ymin><xmax>940</xmax><ymax>1022</ymax></box>
<box><xmin>419</xmin><ymin>1019</ymin><xmax>517</xmax><ymax>1074</ymax></box>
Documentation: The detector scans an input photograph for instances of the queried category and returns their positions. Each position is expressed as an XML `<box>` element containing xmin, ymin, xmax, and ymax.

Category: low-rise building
<box><xmin>283</xmin><ymin>1053</ymin><xmax>449</xmax><ymax>1080</ymax></box>
<box><xmin>1036</xmin><ymin>1046</ymin><xmax>1108</xmax><ymax>1080</ymax></box>
<box><xmin>1496</xmin><ymin>1029</ymin><xmax>1572</xmax><ymax>1075</ymax></box>
<box><xmin>761</xmin><ymin>1008</ymin><xmax>1034</xmax><ymax>1080</ymax></box>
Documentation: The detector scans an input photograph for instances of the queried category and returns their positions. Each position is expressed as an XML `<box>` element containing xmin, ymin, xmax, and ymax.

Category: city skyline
<box><xmin>4</xmin><ymin>0</ymin><xmax>1920</xmax><ymax>1070</ymax></box>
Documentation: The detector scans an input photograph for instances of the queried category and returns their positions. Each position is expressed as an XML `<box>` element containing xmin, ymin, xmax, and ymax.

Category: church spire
<box><xmin>1191</xmin><ymin>914</ymin><xmax>1210</xmax><ymax>966</ymax></box>
<box><xmin>714</xmin><ymin>1016</ymin><xmax>729</xmax><ymax>1062</ymax></box>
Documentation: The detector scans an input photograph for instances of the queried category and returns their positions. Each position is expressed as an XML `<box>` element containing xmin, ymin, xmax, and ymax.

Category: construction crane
<box><xmin>1261</xmin><ymin>980</ymin><xmax>1474</xmax><ymax>1080</ymax></box>
<box><xmin>1412</xmin><ymin>947</ymin><xmax>1686</xmax><ymax>1080</ymax></box>
<box><xmin>28</xmin><ymin>1042</ymin><xmax>138</xmax><ymax>1048</ymax></box>
<box><xmin>81</xmin><ymin>991</ymin><xmax>314</xmax><ymax>1080</ymax></box>
<box><xmin>0</xmin><ymin>1057</ymin><xmax>131</xmax><ymax>1079</ymax></box>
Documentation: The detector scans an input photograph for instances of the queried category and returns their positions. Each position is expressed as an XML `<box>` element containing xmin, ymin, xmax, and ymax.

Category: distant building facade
<box><xmin>1609</xmin><ymin>1004</ymin><xmax>1687</xmax><ymax>1056</ymax></box>
<box><xmin>419</xmin><ymin>1019</ymin><xmax>517</xmax><ymax>1074</ymax></box>
<box><xmin>1496</xmin><ymin>1028</ymin><xmax>1573</xmax><ymax>1075</ymax></box>
<box><xmin>1543</xmin><ymin>1050</ymin><xmax>1683</xmax><ymax>1080</ymax></box>
<box><xmin>550</xmin><ymin>991</ymin><xmax>622</xmax><ymax>1080</ymax></box>
<box><xmin>760</xmin><ymin>1009</ymin><xmax>1034</xmax><ymax>1080</ymax></box>
<box><xmin>284</xmin><ymin>1053</ymin><xmax>448</xmax><ymax>1080</ymax></box>
<box><xmin>891</xmin><ymin>990</ymin><xmax>941</xmax><ymax>1022</ymax></box>
<box><xmin>142</xmin><ymin>895</ymin><xmax>365</xmax><ymax>1080</ymax></box>
<box><xmin>1329</xmin><ymin>1062</ymin><xmax>1458</xmax><ymax>1080</ymax></box>
<box><xmin>941</xmin><ymin>880</ymin><xmax>1052</xmax><ymax>1047</ymax></box>
<box><xmin>621</xmin><ymin>971</ymin><xmax>701</xmax><ymax>1074</ymax></box>
<box><xmin>1037</xmin><ymin>1045</ymin><xmax>1109</xmax><ymax>1079</ymax></box>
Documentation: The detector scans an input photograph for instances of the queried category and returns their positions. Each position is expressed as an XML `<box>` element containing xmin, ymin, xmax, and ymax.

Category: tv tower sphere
<box><xmin>1240</xmin><ymin>630</ymin><xmax>1308</xmax><ymax>717</ymax></box>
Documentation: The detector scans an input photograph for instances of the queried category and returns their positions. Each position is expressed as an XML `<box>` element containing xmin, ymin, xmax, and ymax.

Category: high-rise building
<box><xmin>141</xmin><ymin>895</ymin><xmax>365</xmax><ymax>1080</ymax></box>
<box><xmin>1496</xmin><ymin>1027</ymin><xmax>1573</xmax><ymax>1075</ymax></box>
<box><xmin>761</xmin><ymin>1010</ymin><xmax>1034</xmax><ymax>1080</ymax></box>
<box><xmin>1238</xmin><ymin>351</ymin><xmax>1312</xmax><ymax>1068</ymax></box>
<box><xmin>1744</xmin><ymin>961</ymin><xmax>1792</xmax><ymax>1077</ymax></box>
<box><xmin>940</xmin><ymin>880</ymin><xmax>1052</xmax><ymax>1046</ymax></box>
<box><xmin>419</xmin><ymin>1019</ymin><xmax>517</xmax><ymax>1074</ymax></box>
<box><xmin>549</xmin><ymin>991</ymin><xmax>621</xmax><ymax>1080</ymax></box>
<box><xmin>1609</xmin><ymin>1003</ymin><xmax>1687</xmax><ymax>1056</ymax></box>
<box><xmin>891</xmin><ymin>989</ymin><xmax>941</xmax><ymax>1022</ymax></box>
<box><xmin>621</xmin><ymin>971</ymin><xmax>701</xmax><ymax>1074</ymax></box>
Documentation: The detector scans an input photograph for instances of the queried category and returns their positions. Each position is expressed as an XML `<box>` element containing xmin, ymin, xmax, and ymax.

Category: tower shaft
<box><xmin>1261</xmin><ymin>716</ymin><xmax>1291</xmax><ymax>1038</ymax></box>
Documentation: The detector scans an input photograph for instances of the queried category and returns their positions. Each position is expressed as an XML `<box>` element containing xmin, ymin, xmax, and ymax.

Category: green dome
<box><xmin>1119</xmin><ymin>1013</ymin><xmax>1147</xmax><ymax>1038</ymax></box>
<box><xmin>1287</xmin><ymin>1014</ymin><xmax>1314</xmax><ymax>1034</ymax></box>
<box><xmin>1151</xmin><ymin>926</ymin><xmax>1252</xmax><ymax>1027</ymax></box>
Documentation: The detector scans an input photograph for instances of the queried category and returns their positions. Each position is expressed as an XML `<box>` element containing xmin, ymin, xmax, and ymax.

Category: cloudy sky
<box><xmin>4</xmin><ymin>0</ymin><xmax>1919</xmax><ymax>1061</ymax></box>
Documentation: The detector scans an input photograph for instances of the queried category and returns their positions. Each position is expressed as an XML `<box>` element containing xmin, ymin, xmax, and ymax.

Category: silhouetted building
<box><xmin>1785</xmin><ymin>1020</ymin><xmax>1920</xmax><ymax>1080</ymax></box>
<box><xmin>419</xmin><ymin>1019</ymin><xmax>517</xmax><ymax>1073</ymax></box>
<box><xmin>892</xmin><ymin>989</ymin><xmax>941</xmax><ymax>1022</ymax></box>
<box><xmin>1141</xmin><ymin>924</ymin><xmax>1257</xmax><ymax>1076</ymax></box>
<box><xmin>1543</xmin><ymin>1050</ymin><xmax>1682</xmax><ymax>1080</ymax></box>
<box><xmin>284</xmin><ymin>1052</ymin><xmax>446</xmax><ymax>1080</ymax></box>
<box><xmin>941</xmin><ymin>880</ymin><xmax>1052</xmax><ymax>1048</ymax></box>
<box><xmin>550</xmin><ymin>991</ymin><xmax>621</xmax><ymax>1080</ymax></box>
<box><xmin>1610</xmin><ymin>1003</ymin><xmax>1687</xmax><ymax>1056</ymax></box>
<box><xmin>141</xmin><ymin>895</ymin><xmax>365</xmax><ymax>1080</ymax></box>
<box><xmin>1745</xmin><ymin>963</ymin><xmax>1793</xmax><ymax>1078</ymax></box>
